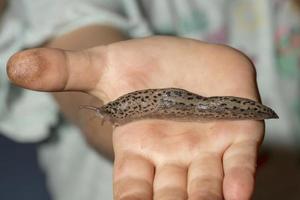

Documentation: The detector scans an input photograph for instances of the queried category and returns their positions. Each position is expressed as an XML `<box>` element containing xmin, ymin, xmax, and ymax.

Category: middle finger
<box><xmin>153</xmin><ymin>164</ymin><xmax>188</xmax><ymax>200</ymax></box>
<box><xmin>187</xmin><ymin>152</ymin><xmax>223</xmax><ymax>200</ymax></box>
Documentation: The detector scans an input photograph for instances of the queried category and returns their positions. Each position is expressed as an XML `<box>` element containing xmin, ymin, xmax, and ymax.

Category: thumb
<box><xmin>6</xmin><ymin>47</ymin><xmax>107</xmax><ymax>92</ymax></box>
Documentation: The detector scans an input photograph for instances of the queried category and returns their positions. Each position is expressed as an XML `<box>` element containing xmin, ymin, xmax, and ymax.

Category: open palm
<box><xmin>8</xmin><ymin>36</ymin><xmax>264</xmax><ymax>200</ymax></box>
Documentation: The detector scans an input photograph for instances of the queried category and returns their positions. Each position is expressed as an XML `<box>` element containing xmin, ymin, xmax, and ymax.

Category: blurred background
<box><xmin>0</xmin><ymin>135</ymin><xmax>51</xmax><ymax>200</ymax></box>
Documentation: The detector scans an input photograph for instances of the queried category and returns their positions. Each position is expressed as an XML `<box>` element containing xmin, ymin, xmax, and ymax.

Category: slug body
<box><xmin>82</xmin><ymin>88</ymin><xmax>278</xmax><ymax>126</ymax></box>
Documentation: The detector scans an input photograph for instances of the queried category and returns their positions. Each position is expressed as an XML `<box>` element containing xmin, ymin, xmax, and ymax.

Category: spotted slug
<box><xmin>80</xmin><ymin>88</ymin><xmax>278</xmax><ymax>126</ymax></box>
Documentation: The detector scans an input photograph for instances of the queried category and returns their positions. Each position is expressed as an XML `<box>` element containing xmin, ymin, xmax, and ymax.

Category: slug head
<box><xmin>79</xmin><ymin>105</ymin><xmax>114</xmax><ymax>125</ymax></box>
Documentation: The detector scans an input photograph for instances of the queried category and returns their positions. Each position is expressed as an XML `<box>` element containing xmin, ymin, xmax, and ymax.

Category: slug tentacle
<box><xmin>79</xmin><ymin>105</ymin><xmax>117</xmax><ymax>125</ymax></box>
<box><xmin>81</xmin><ymin>88</ymin><xmax>279</xmax><ymax>126</ymax></box>
<box><xmin>79</xmin><ymin>105</ymin><xmax>103</xmax><ymax>117</ymax></box>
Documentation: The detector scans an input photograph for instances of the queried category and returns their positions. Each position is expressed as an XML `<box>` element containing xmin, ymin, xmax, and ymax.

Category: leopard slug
<box><xmin>80</xmin><ymin>88</ymin><xmax>278</xmax><ymax>126</ymax></box>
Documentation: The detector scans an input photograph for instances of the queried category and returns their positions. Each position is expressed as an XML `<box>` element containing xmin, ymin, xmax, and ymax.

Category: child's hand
<box><xmin>7</xmin><ymin>36</ymin><xmax>263</xmax><ymax>200</ymax></box>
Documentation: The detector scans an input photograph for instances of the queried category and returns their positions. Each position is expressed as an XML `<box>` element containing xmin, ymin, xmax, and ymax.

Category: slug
<box><xmin>80</xmin><ymin>88</ymin><xmax>278</xmax><ymax>126</ymax></box>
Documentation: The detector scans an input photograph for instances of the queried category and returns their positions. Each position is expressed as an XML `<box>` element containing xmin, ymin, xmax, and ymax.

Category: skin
<box><xmin>47</xmin><ymin>25</ymin><xmax>126</xmax><ymax>159</ymax></box>
<box><xmin>0</xmin><ymin>0</ymin><xmax>6</xmax><ymax>14</ymax></box>
<box><xmin>80</xmin><ymin>87</ymin><xmax>278</xmax><ymax>126</ymax></box>
<box><xmin>7</xmin><ymin>34</ymin><xmax>264</xmax><ymax>200</ymax></box>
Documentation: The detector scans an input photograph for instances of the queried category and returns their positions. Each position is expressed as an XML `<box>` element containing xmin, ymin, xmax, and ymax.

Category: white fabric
<box><xmin>38</xmin><ymin>125</ymin><xmax>113</xmax><ymax>200</ymax></box>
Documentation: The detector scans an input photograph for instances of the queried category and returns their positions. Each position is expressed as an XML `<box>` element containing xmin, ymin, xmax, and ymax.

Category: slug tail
<box><xmin>267</xmin><ymin>108</ymin><xmax>279</xmax><ymax>119</ymax></box>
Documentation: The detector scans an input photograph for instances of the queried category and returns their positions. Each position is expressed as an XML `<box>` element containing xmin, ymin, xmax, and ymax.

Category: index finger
<box><xmin>6</xmin><ymin>47</ymin><xmax>107</xmax><ymax>93</ymax></box>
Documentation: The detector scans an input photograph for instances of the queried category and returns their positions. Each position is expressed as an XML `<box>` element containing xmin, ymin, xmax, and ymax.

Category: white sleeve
<box><xmin>0</xmin><ymin>89</ymin><xmax>59</xmax><ymax>142</ymax></box>
<box><xmin>23</xmin><ymin>0</ymin><xmax>131</xmax><ymax>47</ymax></box>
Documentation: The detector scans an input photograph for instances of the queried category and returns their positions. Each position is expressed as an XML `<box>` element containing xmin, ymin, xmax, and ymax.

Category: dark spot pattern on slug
<box><xmin>84</xmin><ymin>88</ymin><xmax>278</xmax><ymax>125</ymax></box>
